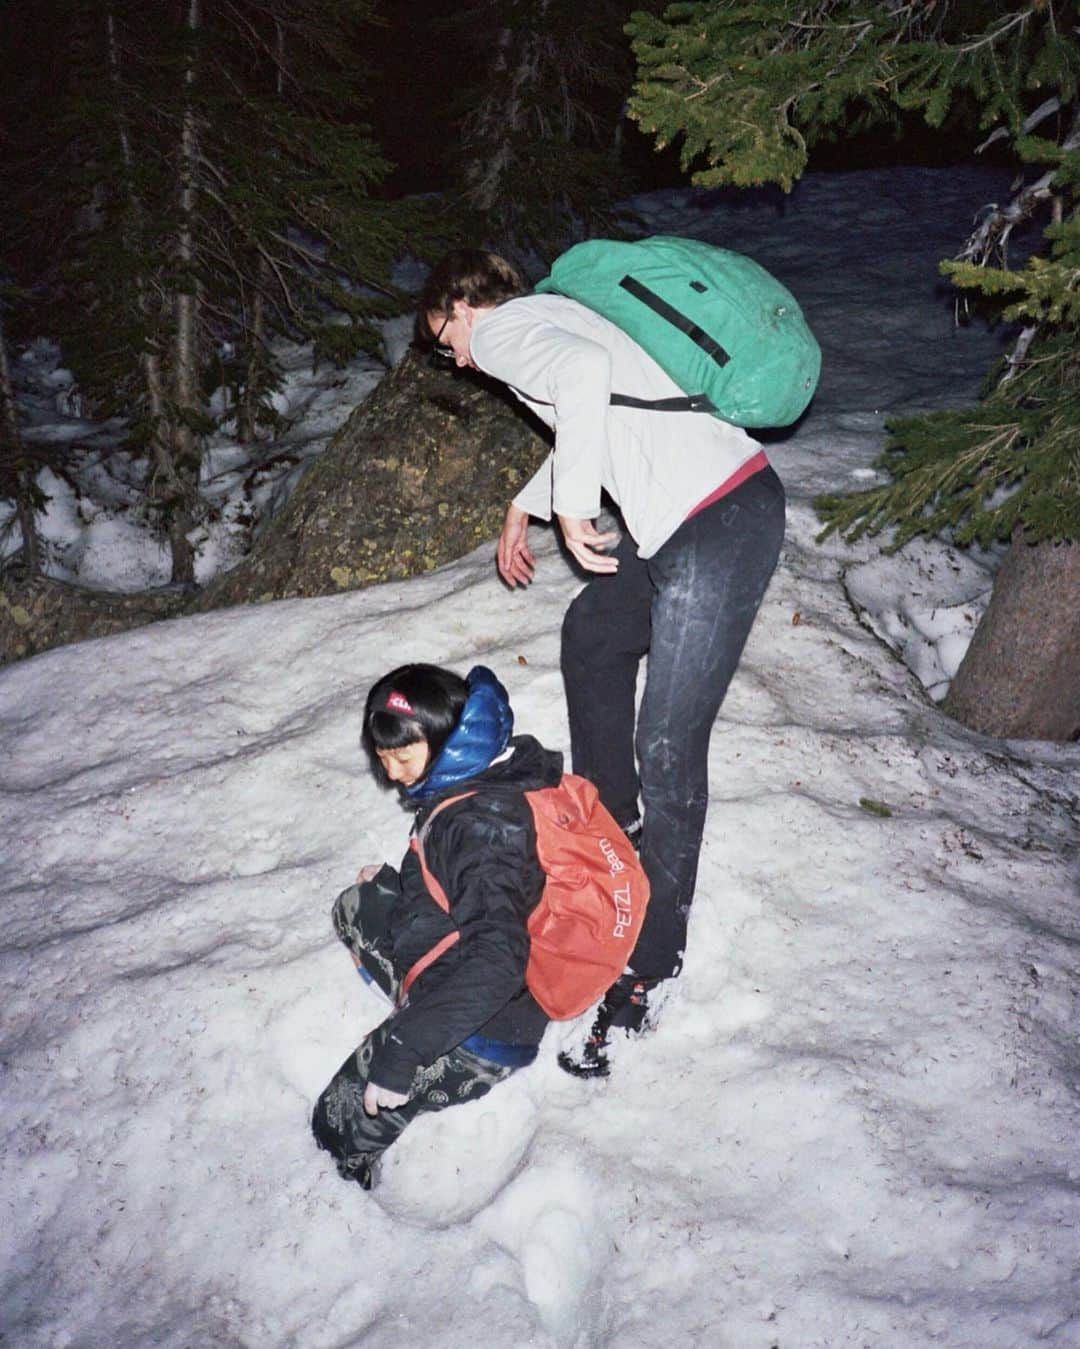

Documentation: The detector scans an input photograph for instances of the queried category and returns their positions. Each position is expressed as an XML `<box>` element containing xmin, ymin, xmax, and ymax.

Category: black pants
<box><xmin>311</xmin><ymin>881</ymin><xmax>516</xmax><ymax>1187</ymax></box>
<box><xmin>561</xmin><ymin>466</ymin><xmax>786</xmax><ymax>980</ymax></box>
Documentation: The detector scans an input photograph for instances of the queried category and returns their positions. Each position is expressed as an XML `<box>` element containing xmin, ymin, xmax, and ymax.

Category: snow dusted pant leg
<box><xmin>630</xmin><ymin>467</ymin><xmax>786</xmax><ymax>980</ymax></box>
<box><xmin>332</xmin><ymin>870</ymin><xmax>402</xmax><ymax>1001</ymax></box>
<box><xmin>560</xmin><ymin>528</ymin><xmax>653</xmax><ymax>830</ymax></box>
<box><xmin>311</xmin><ymin>1023</ymin><xmax>516</xmax><ymax>1189</ymax></box>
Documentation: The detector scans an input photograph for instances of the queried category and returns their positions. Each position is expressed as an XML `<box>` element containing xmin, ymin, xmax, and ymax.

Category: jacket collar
<box><xmin>406</xmin><ymin>665</ymin><xmax>513</xmax><ymax>800</ymax></box>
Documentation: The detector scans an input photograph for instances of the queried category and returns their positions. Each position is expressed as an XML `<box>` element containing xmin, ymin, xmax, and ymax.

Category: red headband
<box><xmin>386</xmin><ymin>690</ymin><xmax>415</xmax><ymax>715</ymax></box>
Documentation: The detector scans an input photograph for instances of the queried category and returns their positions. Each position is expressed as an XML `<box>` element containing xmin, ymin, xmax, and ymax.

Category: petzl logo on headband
<box><xmin>386</xmin><ymin>690</ymin><xmax>414</xmax><ymax>714</ymax></box>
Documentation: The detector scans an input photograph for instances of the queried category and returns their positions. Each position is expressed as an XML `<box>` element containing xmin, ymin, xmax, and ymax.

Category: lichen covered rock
<box><xmin>197</xmin><ymin>348</ymin><xmax>549</xmax><ymax>608</ymax></box>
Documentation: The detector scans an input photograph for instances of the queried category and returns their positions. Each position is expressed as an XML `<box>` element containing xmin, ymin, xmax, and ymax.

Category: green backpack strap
<box><xmin>618</xmin><ymin>274</ymin><xmax>731</xmax><ymax>367</ymax></box>
<box><xmin>609</xmin><ymin>392</ymin><xmax>716</xmax><ymax>412</ymax></box>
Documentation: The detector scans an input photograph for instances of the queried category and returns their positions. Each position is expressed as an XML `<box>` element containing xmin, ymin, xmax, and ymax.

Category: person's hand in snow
<box><xmin>363</xmin><ymin>1080</ymin><xmax>410</xmax><ymax>1115</ymax></box>
<box><xmin>497</xmin><ymin>503</ymin><xmax>535</xmax><ymax>586</ymax></box>
<box><xmin>557</xmin><ymin>515</ymin><xmax>619</xmax><ymax>574</ymax></box>
<box><xmin>357</xmin><ymin>864</ymin><xmax>382</xmax><ymax>883</ymax></box>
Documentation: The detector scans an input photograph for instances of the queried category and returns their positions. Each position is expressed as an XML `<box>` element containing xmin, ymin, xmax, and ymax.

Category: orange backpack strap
<box><xmin>398</xmin><ymin>792</ymin><xmax>475</xmax><ymax>1005</ymax></box>
<box><xmin>398</xmin><ymin>931</ymin><xmax>460</xmax><ymax>1004</ymax></box>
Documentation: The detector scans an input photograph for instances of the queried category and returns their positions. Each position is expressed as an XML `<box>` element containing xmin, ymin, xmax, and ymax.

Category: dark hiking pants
<box><xmin>311</xmin><ymin>880</ymin><xmax>516</xmax><ymax>1188</ymax></box>
<box><xmin>561</xmin><ymin>466</ymin><xmax>786</xmax><ymax>981</ymax></box>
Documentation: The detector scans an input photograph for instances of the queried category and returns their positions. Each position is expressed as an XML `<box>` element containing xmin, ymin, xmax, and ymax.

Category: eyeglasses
<box><xmin>430</xmin><ymin>313</ymin><xmax>454</xmax><ymax>361</ymax></box>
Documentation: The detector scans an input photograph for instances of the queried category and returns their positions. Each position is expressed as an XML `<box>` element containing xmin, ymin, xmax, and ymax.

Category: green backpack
<box><xmin>534</xmin><ymin>235</ymin><xmax>821</xmax><ymax>428</ymax></box>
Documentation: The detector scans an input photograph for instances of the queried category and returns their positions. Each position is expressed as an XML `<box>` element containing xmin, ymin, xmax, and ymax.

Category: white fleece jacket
<box><xmin>469</xmin><ymin>293</ymin><xmax>764</xmax><ymax>558</ymax></box>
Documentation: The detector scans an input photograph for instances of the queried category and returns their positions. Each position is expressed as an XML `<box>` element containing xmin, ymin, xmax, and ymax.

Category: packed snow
<box><xmin>1</xmin><ymin>168</ymin><xmax>1077</xmax><ymax>1347</ymax></box>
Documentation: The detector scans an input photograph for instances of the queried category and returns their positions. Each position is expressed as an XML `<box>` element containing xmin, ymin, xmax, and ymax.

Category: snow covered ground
<box><xmin>1</xmin><ymin>168</ymin><xmax>1078</xmax><ymax>1347</ymax></box>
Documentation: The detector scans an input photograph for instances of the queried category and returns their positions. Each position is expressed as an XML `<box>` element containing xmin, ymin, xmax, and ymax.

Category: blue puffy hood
<box><xmin>406</xmin><ymin>665</ymin><xmax>513</xmax><ymax>799</ymax></box>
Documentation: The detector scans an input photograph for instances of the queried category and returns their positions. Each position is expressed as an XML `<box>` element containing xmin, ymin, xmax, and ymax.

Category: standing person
<box><xmin>417</xmin><ymin>248</ymin><xmax>786</xmax><ymax>1075</ymax></box>
<box><xmin>312</xmin><ymin>662</ymin><xmax>559</xmax><ymax>1189</ymax></box>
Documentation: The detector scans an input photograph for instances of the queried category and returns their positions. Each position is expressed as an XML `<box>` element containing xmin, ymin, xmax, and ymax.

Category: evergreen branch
<box><xmin>956</xmin><ymin>105</ymin><xmax>1080</xmax><ymax>268</ymax></box>
<box><xmin>950</xmin><ymin>7</ymin><xmax>1033</xmax><ymax>59</ymax></box>
<box><xmin>816</xmin><ymin>334</ymin><xmax>1080</xmax><ymax>548</ymax></box>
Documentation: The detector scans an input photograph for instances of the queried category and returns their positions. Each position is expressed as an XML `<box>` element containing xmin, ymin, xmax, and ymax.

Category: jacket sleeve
<box><xmin>512</xmin><ymin>454</ymin><xmax>554</xmax><ymax>521</ymax></box>
<box><xmin>470</xmin><ymin>305</ymin><xmax>611</xmax><ymax>521</ymax></box>
<box><xmin>367</xmin><ymin>800</ymin><xmax>540</xmax><ymax>1094</ymax></box>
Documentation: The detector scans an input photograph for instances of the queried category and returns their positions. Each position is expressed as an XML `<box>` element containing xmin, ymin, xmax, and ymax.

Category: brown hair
<box><xmin>416</xmin><ymin>248</ymin><xmax>527</xmax><ymax>344</ymax></box>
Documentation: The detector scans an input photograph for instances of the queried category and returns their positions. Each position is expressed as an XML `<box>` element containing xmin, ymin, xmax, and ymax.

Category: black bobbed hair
<box><xmin>362</xmin><ymin>664</ymin><xmax>469</xmax><ymax>783</ymax></box>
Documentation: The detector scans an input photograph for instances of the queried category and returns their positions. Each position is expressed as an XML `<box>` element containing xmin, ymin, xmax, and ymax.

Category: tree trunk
<box><xmin>943</xmin><ymin>533</ymin><xmax>1080</xmax><ymax>742</ymax></box>
<box><xmin>107</xmin><ymin>9</ymin><xmax>187</xmax><ymax>562</ymax></box>
<box><xmin>0</xmin><ymin>315</ymin><xmax>42</xmax><ymax>576</ymax></box>
<box><xmin>169</xmin><ymin>0</ymin><xmax>203</xmax><ymax>586</ymax></box>
<box><xmin>238</xmin><ymin>272</ymin><xmax>266</xmax><ymax>444</ymax></box>
<box><xmin>462</xmin><ymin>24</ymin><xmax>516</xmax><ymax>213</ymax></box>
<box><xmin>238</xmin><ymin>19</ymin><xmax>283</xmax><ymax>445</ymax></box>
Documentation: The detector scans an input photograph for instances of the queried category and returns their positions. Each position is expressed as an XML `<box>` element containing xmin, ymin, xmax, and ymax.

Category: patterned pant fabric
<box><xmin>311</xmin><ymin>882</ymin><xmax>516</xmax><ymax>1188</ymax></box>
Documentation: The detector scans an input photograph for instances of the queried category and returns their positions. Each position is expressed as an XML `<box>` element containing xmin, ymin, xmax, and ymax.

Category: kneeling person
<box><xmin>312</xmin><ymin>663</ymin><xmax>558</xmax><ymax>1190</ymax></box>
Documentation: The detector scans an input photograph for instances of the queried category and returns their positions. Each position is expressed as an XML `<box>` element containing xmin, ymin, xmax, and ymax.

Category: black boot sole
<box><xmin>557</xmin><ymin>1046</ymin><xmax>611</xmax><ymax>1078</ymax></box>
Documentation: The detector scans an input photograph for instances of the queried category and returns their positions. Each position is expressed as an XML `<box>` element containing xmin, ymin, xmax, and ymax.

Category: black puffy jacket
<box><xmin>369</xmin><ymin>733</ymin><xmax>563</xmax><ymax>1093</ymax></box>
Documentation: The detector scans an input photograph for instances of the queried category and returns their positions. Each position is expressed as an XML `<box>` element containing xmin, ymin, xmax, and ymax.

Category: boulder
<box><xmin>1</xmin><ymin>349</ymin><xmax>550</xmax><ymax>665</ymax></box>
<box><xmin>196</xmin><ymin>347</ymin><xmax>550</xmax><ymax>609</ymax></box>
<box><xmin>0</xmin><ymin>575</ymin><xmax>185</xmax><ymax>665</ymax></box>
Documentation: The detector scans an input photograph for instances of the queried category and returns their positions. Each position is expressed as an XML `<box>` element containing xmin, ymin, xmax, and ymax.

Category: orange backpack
<box><xmin>402</xmin><ymin>774</ymin><xmax>650</xmax><ymax>1019</ymax></box>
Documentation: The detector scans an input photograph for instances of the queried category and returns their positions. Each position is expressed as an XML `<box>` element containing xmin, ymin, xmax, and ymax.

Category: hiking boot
<box><xmin>557</xmin><ymin>974</ymin><xmax>660</xmax><ymax>1078</ymax></box>
<box><xmin>312</xmin><ymin>1105</ymin><xmax>379</xmax><ymax>1191</ymax></box>
<box><xmin>341</xmin><ymin>1151</ymin><xmax>379</xmax><ymax>1190</ymax></box>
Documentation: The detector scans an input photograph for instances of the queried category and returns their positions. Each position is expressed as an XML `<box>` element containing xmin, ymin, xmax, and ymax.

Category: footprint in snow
<box><xmin>476</xmin><ymin>1153</ymin><xmax>606</xmax><ymax>1346</ymax></box>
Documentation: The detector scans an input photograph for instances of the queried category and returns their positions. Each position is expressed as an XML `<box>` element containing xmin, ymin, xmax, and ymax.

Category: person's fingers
<box><xmin>498</xmin><ymin>539</ymin><xmax>536</xmax><ymax>586</ymax></box>
<box><xmin>568</xmin><ymin>540</ymin><xmax>618</xmax><ymax>573</ymax></box>
<box><xmin>498</xmin><ymin>530</ymin><xmax>526</xmax><ymax>582</ymax></box>
<box><xmin>556</xmin><ymin>516</ymin><xmax>618</xmax><ymax>559</ymax></box>
<box><xmin>364</xmin><ymin>1081</ymin><xmax>410</xmax><ymax>1114</ymax></box>
<box><xmin>499</xmin><ymin>555</ymin><xmax>524</xmax><ymax>586</ymax></box>
<box><xmin>569</xmin><ymin>523</ymin><xmax>617</xmax><ymax>551</ymax></box>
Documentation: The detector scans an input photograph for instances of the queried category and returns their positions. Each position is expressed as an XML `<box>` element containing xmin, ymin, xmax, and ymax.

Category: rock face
<box><xmin>0</xmin><ymin>349</ymin><xmax>550</xmax><ymax>666</ymax></box>
<box><xmin>196</xmin><ymin>348</ymin><xmax>550</xmax><ymax>609</ymax></box>
<box><xmin>0</xmin><ymin>577</ymin><xmax>185</xmax><ymax>666</ymax></box>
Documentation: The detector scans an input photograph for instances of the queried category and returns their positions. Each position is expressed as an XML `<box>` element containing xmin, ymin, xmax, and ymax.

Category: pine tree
<box><xmin>628</xmin><ymin>1</ymin><xmax>1080</xmax><ymax>739</ymax></box>
<box><xmin>442</xmin><ymin>0</ymin><xmax>638</xmax><ymax>265</ymax></box>
<box><xmin>0</xmin><ymin>303</ymin><xmax>45</xmax><ymax>578</ymax></box>
<box><xmin>0</xmin><ymin>0</ymin><xmax>425</xmax><ymax>585</ymax></box>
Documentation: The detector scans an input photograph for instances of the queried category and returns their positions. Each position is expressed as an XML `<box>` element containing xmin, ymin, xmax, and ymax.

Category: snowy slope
<box><xmin>1</xmin><ymin>168</ymin><xmax>1078</xmax><ymax>1348</ymax></box>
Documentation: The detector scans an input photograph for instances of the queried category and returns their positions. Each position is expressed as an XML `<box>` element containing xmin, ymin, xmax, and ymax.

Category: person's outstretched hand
<box><xmin>497</xmin><ymin>503</ymin><xmax>536</xmax><ymax>586</ymax></box>
<box><xmin>557</xmin><ymin>515</ymin><xmax>619</xmax><ymax>574</ymax></box>
<box><xmin>363</xmin><ymin>1080</ymin><xmax>410</xmax><ymax>1116</ymax></box>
